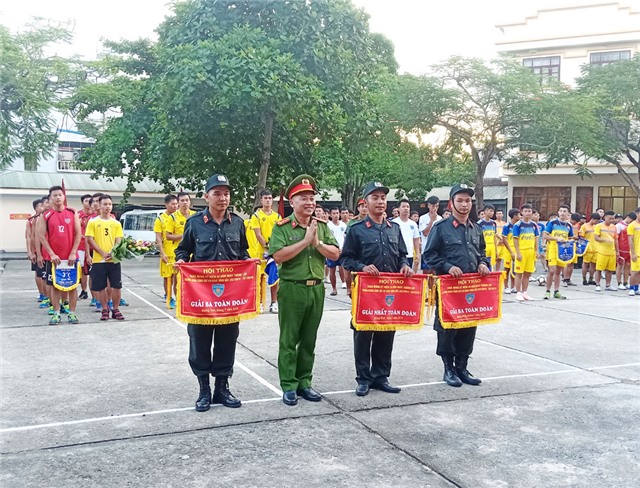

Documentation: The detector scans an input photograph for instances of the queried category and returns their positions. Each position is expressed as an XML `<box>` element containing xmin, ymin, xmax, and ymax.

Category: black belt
<box><xmin>283</xmin><ymin>279</ymin><xmax>322</xmax><ymax>286</ymax></box>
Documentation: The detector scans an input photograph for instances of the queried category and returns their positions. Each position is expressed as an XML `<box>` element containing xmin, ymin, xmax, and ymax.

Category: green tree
<box><xmin>501</xmin><ymin>56</ymin><xmax>640</xmax><ymax>198</ymax></box>
<box><xmin>0</xmin><ymin>21</ymin><xmax>84</xmax><ymax>170</ymax></box>
<box><xmin>388</xmin><ymin>56</ymin><xmax>578</xmax><ymax>209</ymax></box>
<box><xmin>575</xmin><ymin>55</ymin><xmax>640</xmax><ymax>196</ymax></box>
<box><xmin>73</xmin><ymin>0</ymin><xmax>396</xmax><ymax>210</ymax></box>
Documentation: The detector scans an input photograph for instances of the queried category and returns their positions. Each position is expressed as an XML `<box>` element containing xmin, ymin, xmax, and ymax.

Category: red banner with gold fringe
<box><xmin>351</xmin><ymin>272</ymin><xmax>427</xmax><ymax>331</ymax></box>
<box><xmin>436</xmin><ymin>272</ymin><xmax>503</xmax><ymax>329</ymax></box>
<box><xmin>176</xmin><ymin>260</ymin><xmax>260</xmax><ymax>325</ymax></box>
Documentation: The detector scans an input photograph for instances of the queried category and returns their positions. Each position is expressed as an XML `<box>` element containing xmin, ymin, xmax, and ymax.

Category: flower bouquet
<box><xmin>112</xmin><ymin>237</ymin><xmax>156</xmax><ymax>262</ymax></box>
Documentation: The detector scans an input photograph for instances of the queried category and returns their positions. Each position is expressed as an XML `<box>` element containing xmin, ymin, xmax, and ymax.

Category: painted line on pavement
<box><xmin>587</xmin><ymin>362</ymin><xmax>640</xmax><ymax>370</ymax></box>
<box><xmin>0</xmin><ymin>289</ymin><xmax>42</xmax><ymax>293</ymax></box>
<box><xmin>125</xmin><ymin>287</ymin><xmax>282</xmax><ymax>397</ymax></box>
<box><xmin>322</xmin><ymin>368</ymin><xmax>580</xmax><ymax>394</ymax></box>
<box><xmin>1</xmin><ymin>365</ymin><xmax>623</xmax><ymax>434</ymax></box>
<box><xmin>476</xmin><ymin>339</ymin><xmax>582</xmax><ymax>370</ymax></box>
<box><xmin>0</xmin><ymin>398</ymin><xmax>282</xmax><ymax>433</ymax></box>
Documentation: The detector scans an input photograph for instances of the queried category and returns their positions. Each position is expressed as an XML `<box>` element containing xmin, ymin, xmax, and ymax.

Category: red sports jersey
<box><xmin>618</xmin><ymin>221</ymin><xmax>630</xmax><ymax>254</ymax></box>
<box><xmin>42</xmin><ymin>207</ymin><xmax>77</xmax><ymax>260</ymax></box>
<box><xmin>77</xmin><ymin>210</ymin><xmax>94</xmax><ymax>251</ymax></box>
<box><xmin>27</xmin><ymin>214</ymin><xmax>38</xmax><ymax>253</ymax></box>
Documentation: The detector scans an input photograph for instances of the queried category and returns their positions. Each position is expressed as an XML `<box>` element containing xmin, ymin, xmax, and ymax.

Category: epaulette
<box><xmin>276</xmin><ymin>217</ymin><xmax>291</xmax><ymax>226</ymax></box>
<box><xmin>312</xmin><ymin>216</ymin><xmax>328</xmax><ymax>224</ymax></box>
<box><xmin>432</xmin><ymin>217</ymin><xmax>448</xmax><ymax>227</ymax></box>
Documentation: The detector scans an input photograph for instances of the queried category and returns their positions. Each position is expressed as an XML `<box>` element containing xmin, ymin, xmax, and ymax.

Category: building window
<box><xmin>57</xmin><ymin>141</ymin><xmax>93</xmax><ymax>172</ymax></box>
<box><xmin>590</xmin><ymin>50</ymin><xmax>631</xmax><ymax>67</ymax></box>
<box><xmin>576</xmin><ymin>187</ymin><xmax>594</xmax><ymax>216</ymax></box>
<box><xmin>523</xmin><ymin>56</ymin><xmax>560</xmax><ymax>83</ymax></box>
<box><xmin>513</xmin><ymin>186</ymin><xmax>571</xmax><ymax>220</ymax></box>
<box><xmin>598</xmin><ymin>186</ymin><xmax>637</xmax><ymax>215</ymax></box>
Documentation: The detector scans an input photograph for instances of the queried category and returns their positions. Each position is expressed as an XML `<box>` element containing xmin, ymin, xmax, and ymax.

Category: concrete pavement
<box><xmin>1</xmin><ymin>258</ymin><xmax>638</xmax><ymax>487</ymax></box>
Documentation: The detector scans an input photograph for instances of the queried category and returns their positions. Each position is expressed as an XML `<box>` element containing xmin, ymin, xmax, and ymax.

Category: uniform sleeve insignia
<box><xmin>276</xmin><ymin>218</ymin><xmax>290</xmax><ymax>226</ymax></box>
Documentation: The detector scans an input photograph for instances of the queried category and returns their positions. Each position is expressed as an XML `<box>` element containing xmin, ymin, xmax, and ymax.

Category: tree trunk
<box><xmin>342</xmin><ymin>182</ymin><xmax>355</xmax><ymax>213</ymax></box>
<box><xmin>471</xmin><ymin>149</ymin><xmax>486</xmax><ymax>211</ymax></box>
<box><xmin>605</xmin><ymin>155</ymin><xmax>640</xmax><ymax>198</ymax></box>
<box><xmin>474</xmin><ymin>171</ymin><xmax>485</xmax><ymax>213</ymax></box>
<box><xmin>255</xmin><ymin>107</ymin><xmax>275</xmax><ymax>208</ymax></box>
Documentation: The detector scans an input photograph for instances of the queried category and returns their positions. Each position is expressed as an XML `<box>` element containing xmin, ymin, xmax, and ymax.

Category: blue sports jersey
<box><xmin>512</xmin><ymin>220</ymin><xmax>539</xmax><ymax>251</ymax></box>
<box><xmin>537</xmin><ymin>222</ymin><xmax>545</xmax><ymax>252</ymax></box>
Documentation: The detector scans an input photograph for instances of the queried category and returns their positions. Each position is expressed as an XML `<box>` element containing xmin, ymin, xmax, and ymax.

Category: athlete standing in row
<box><xmin>543</xmin><ymin>205</ymin><xmax>573</xmax><ymax>300</ymax></box>
<box><xmin>36</xmin><ymin>186</ymin><xmax>82</xmax><ymax>325</ymax></box>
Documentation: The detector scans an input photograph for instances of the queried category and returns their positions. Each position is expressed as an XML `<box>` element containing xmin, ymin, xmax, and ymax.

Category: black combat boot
<box><xmin>195</xmin><ymin>375</ymin><xmax>211</xmax><ymax>412</ymax></box>
<box><xmin>455</xmin><ymin>356</ymin><xmax>482</xmax><ymax>385</ymax></box>
<box><xmin>442</xmin><ymin>356</ymin><xmax>462</xmax><ymax>387</ymax></box>
<box><xmin>212</xmin><ymin>376</ymin><xmax>242</xmax><ymax>408</ymax></box>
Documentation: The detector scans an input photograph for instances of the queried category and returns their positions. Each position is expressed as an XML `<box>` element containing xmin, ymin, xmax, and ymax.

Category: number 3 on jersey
<box><xmin>104</xmin><ymin>227</ymin><xmax>110</xmax><ymax>236</ymax></box>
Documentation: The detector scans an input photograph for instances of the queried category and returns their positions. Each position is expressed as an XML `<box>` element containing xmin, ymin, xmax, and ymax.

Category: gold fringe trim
<box><xmin>425</xmin><ymin>274</ymin><xmax>437</xmax><ymax>321</ymax></box>
<box><xmin>436</xmin><ymin>272</ymin><xmax>504</xmax><ymax>330</ymax></box>
<box><xmin>351</xmin><ymin>273</ymin><xmax>427</xmax><ymax>332</ymax></box>
<box><xmin>175</xmin><ymin>311</ymin><xmax>260</xmax><ymax>325</ymax></box>
<box><xmin>175</xmin><ymin>261</ymin><xmax>261</xmax><ymax>326</ymax></box>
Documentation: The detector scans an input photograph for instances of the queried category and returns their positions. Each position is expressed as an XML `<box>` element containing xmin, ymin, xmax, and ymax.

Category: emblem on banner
<box><xmin>465</xmin><ymin>293</ymin><xmax>475</xmax><ymax>304</ymax></box>
<box><xmin>557</xmin><ymin>241</ymin><xmax>574</xmax><ymax>262</ymax></box>
<box><xmin>212</xmin><ymin>284</ymin><xmax>225</xmax><ymax>297</ymax></box>
<box><xmin>385</xmin><ymin>295</ymin><xmax>395</xmax><ymax>306</ymax></box>
<box><xmin>575</xmin><ymin>237</ymin><xmax>589</xmax><ymax>257</ymax></box>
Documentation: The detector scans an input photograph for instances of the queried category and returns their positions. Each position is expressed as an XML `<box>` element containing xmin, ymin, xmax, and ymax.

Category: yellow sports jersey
<box><xmin>496</xmin><ymin>221</ymin><xmax>506</xmax><ymax>248</ymax></box>
<box><xmin>628</xmin><ymin>221</ymin><xmax>640</xmax><ymax>256</ymax></box>
<box><xmin>165</xmin><ymin>209</ymin><xmax>196</xmax><ymax>252</ymax></box>
<box><xmin>85</xmin><ymin>217</ymin><xmax>124</xmax><ymax>263</ymax></box>
<box><xmin>153</xmin><ymin>212</ymin><xmax>176</xmax><ymax>256</ymax></box>
<box><xmin>245</xmin><ymin>219</ymin><xmax>261</xmax><ymax>259</ymax></box>
<box><xmin>579</xmin><ymin>223</ymin><xmax>596</xmax><ymax>244</ymax></box>
<box><xmin>544</xmin><ymin>219</ymin><xmax>574</xmax><ymax>259</ymax></box>
<box><xmin>249</xmin><ymin>209</ymin><xmax>281</xmax><ymax>245</ymax></box>
<box><xmin>512</xmin><ymin>220</ymin><xmax>539</xmax><ymax>251</ymax></box>
<box><xmin>478</xmin><ymin>219</ymin><xmax>497</xmax><ymax>253</ymax></box>
<box><xmin>594</xmin><ymin>223</ymin><xmax>617</xmax><ymax>256</ymax></box>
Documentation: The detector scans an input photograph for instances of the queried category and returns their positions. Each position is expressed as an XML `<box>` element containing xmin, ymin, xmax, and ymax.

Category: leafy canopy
<box><xmin>0</xmin><ymin>20</ymin><xmax>84</xmax><ymax>170</ymax></box>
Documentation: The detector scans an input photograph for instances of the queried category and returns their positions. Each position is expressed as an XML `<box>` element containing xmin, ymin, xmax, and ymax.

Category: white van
<box><xmin>120</xmin><ymin>209</ymin><xmax>164</xmax><ymax>244</ymax></box>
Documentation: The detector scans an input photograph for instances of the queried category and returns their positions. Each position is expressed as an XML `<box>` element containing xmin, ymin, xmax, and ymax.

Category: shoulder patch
<box><xmin>352</xmin><ymin>219</ymin><xmax>366</xmax><ymax>227</ymax></box>
<box><xmin>277</xmin><ymin>218</ymin><xmax>291</xmax><ymax>226</ymax></box>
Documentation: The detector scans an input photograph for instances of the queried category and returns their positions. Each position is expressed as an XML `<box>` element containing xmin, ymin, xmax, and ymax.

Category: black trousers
<box><xmin>353</xmin><ymin>329</ymin><xmax>395</xmax><ymax>385</ymax></box>
<box><xmin>188</xmin><ymin>323</ymin><xmax>239</xmax><ymax>377</ymax></box>
<box><xmin>434</xmin><ymin>303</ymin><xmax>477</xmax><ymax>357</ymax></box>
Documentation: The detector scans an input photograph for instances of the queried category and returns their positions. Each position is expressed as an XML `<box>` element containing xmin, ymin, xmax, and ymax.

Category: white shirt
<box><xmin>392</xmin><ymin>217</ymin><xmax>420</xmax><ymax>258</ymax></box>
<box><xmin>616</xmin><ymin>221</ymin><xmax>628</xmax><ymax>235</ymax></box>
<box><xmin>418</xmin><ymin>213</ymin><xmax>443</xmax><ymax>253</ymax></box>
<box><xmin>327</xmin><ymin>220</ymin><xmax>347</xmax><ymax>249</ymax></box>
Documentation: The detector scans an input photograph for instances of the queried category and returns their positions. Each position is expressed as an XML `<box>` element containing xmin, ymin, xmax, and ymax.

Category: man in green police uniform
<box><xmin>269</xmin><ymin>175</ymin><xmax>340</xmax><ymax>406</ymax></box>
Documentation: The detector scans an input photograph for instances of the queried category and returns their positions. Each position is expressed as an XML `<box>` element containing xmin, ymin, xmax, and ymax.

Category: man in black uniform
<box><xmin>423</xmin><ymin>184</ymin><xmax>490</xmax><ymax>387</ymax></box>
<box><xmin>341</xmin><ymin>181</ymin><xmax>414</xmax><ymax>397</ymax></box>
<box><xmin>175</xmin><ymin>174</ymin><xmax>249</xmax><ymax>412</ymax></box>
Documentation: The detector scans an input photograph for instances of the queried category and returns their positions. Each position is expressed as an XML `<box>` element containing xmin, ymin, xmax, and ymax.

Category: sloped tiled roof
<box><xmin>0</xmin><ymin>171</ymin><xmax>170</xmax><ymax>193</ymax></box>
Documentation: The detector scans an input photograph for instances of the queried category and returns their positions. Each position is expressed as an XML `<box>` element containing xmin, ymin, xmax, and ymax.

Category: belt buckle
<box><xmin>306</xmin><ymin>280</ymin><xmax>315</xmax><ymax>286</ymax></box>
